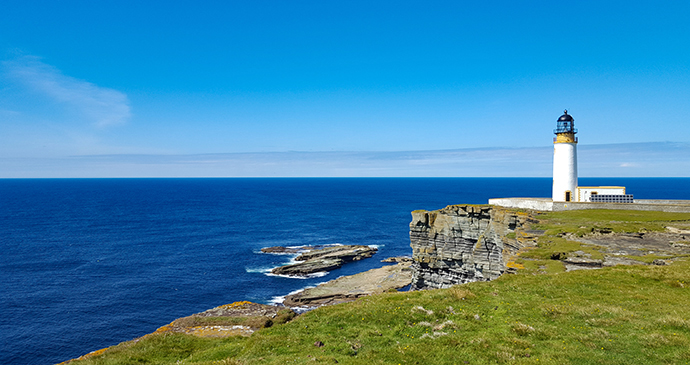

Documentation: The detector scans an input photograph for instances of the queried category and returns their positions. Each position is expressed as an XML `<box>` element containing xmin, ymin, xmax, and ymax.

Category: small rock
<box><xmin>550</xmin><ymin>252</ymin><xmax>566</xmax><ymax>260</ymax></box>
<box><xmin>261</xmin><ymin>246</ymin><xmax>318</xmax><ymax>254</ymax></box>
<box><xmin>652</xmin><ymin>259</ymin><xmax>669</xmax><ymax>266</ymax></box>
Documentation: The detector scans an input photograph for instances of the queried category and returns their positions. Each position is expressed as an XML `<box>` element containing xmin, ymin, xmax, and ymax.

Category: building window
<box><xmin>565</xmin><ymin>191</ymin><xmax>571</xmax><ymax>202</ymax></box>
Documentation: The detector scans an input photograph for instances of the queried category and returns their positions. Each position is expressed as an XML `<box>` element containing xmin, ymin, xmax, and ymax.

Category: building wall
<box><xmin>552</xmin><ymin>142</ymin><xmax>578</xmax><ymax>201</ymax></box>
<box><xmin>576</xmin><ymin>186</ymin><xmax>626</xmax><ymax>202</ymax></box>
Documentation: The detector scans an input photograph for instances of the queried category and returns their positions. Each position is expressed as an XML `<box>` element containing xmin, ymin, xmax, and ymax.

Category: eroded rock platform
<box><xmin>266</xmin><ymin>245</ymin><xmax>378</xmax><ymax>276</ymax></box>
<box><xmin>283</xmin><ymin>262</ymin><xmax>413</xmax><ymax>306</ymax></box>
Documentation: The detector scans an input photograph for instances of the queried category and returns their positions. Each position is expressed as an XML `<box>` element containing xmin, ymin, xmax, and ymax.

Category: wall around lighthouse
<box><xmin>552</xmin><ymin>142</ymin><xmax>578</xmax><ymax>202</ymax></box>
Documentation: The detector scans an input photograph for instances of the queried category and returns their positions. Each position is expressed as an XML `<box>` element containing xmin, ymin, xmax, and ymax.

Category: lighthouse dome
<box><xmin>558</xmin><ymin>110</ymin><xmax>574</xmax><ymax>122</ymax></box>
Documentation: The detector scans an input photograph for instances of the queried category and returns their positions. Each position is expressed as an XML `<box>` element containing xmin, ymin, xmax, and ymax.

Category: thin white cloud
<box><xmin>3</xmin><ymin>55</ymin><xmax>131</xmax><ymax>127</ymax></box>
<box><xmin>1</xmin><ymin>142</ymin><xmax>688</xmax><ymax>178</ymax></box>
<box><xmin>0</xmin><ymin>108</ymin><xmax>21</xmax><ymax>116</ymax></box>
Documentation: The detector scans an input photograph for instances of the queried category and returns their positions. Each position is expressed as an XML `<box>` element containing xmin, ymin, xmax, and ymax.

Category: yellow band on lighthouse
<box><xmin>555</xmin><ymin>133</ymin><xmax>576</xmax><ymax>143</ymax></box>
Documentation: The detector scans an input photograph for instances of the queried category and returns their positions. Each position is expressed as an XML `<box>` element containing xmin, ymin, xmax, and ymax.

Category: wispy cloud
<box><xmin>3</xmin><ymin>142</ymin><xmax>687</xmax><ymax>178</ymax></box>
<box><xmin>3</xmin><ymin>55</ymin><xmax>130</xmax><ymax>127</ymax></box>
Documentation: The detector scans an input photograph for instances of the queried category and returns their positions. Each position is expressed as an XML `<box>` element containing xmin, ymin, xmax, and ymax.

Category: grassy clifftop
<box><xmin>65</xmin><ymin>210</ymin><xmax>690</xmax><ymax>365</ymax></box>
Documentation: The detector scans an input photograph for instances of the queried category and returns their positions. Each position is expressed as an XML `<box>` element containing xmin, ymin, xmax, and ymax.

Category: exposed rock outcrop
<box><xmin>261</xmin><ymin>246</ymin><xmax>315</xmax><ymax>254</ymax></box>
<box><xmin>269</xmin><ymin>245</ymin><xmax>377</xmax><ymax>277</ymax></box>
<box><xmin>272</xmin><ymin>258</ymin><xmax>345</xmax><ymax>276</ymax></box>
<box><xmin>154</xmin><ymin>301</ymin><xmax>296</xmax><ymax>337</ymax></box>
<box><xmin>409</xmin><ymin>205</ymin><xmax>538</xmax><ymax>290</ymax></box>
<box><xmin>293</xmin><ymin>245</ymin><xmax>377</xmax><ymax>262</ymax></box>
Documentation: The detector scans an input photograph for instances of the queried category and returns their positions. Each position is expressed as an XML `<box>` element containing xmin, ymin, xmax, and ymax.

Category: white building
<box><xmin>576</xmin><ymin>186</ymin><xmax>627</xmax><ymax>202</ymax></box>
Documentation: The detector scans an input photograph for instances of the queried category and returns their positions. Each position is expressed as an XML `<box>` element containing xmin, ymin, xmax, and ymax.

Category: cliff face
<box><xmin>409</xmin><ymin>205</ymin><xmax>537</xmax><ymax>290</ymax></box>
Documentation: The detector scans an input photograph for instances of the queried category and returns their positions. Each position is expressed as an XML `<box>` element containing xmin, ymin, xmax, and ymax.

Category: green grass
<box><xmin>69</xmin><ymin>260</ymin><xmax>690</xmax><ymax>365</ymax></box>
<box><xmin>519</xmin><ymin>209</ymin><xmax>690</xmax><ymax>264</ymax></box>
<box><xmin>68</xmin><ymin>209</ymin><xmax>690</xmax><ymax>365</ymax></box>
<box><xmin>519</xmin><ymin>235</ymin><xmax>604</xmax><ymax>261</ymax></box>
<box><xmin>532</xmin><ymin>210</ymin><xmax>690</xmax><ymax>237</ymax></box>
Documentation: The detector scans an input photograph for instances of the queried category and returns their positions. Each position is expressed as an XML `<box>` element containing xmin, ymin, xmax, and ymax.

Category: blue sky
<box><xmin>1</xmin><ymin>1</ymin><xmax>688</xmax><ymax>177</ymax></box>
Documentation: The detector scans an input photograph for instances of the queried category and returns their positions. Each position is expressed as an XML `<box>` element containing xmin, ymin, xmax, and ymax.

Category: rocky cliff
<box><xmin>409</xmin><ymin>205</ymin><xmax>538</xmax><ymax>290</ymax></box>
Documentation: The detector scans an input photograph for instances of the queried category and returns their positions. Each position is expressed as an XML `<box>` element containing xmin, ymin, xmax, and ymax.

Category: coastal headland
<box><xmin>60</xmin><ymin>206</ymin><xmax>690</xmax><ymax>364</ymax></box>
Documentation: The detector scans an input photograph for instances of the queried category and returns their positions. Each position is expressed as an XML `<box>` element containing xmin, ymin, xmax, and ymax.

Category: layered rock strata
<box><xmin>409</xmin><ymin>205</ymin><xmax>538</xmax><ymax>290</ymax></box>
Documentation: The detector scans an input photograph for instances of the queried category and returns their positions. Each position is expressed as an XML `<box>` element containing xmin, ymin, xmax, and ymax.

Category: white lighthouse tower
<box><xmin>552</xmin><ymin>110</ymin><xmax>578</xmax><ymax>202</ymax></box>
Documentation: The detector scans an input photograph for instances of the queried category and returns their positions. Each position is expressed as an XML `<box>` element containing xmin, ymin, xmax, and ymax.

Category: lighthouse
<box><xmin>552</xmin><ymin>110</ymin><xmax>578</xmax><ymax>202</ymax></box>
<box><xmin>489</xmin><ymin>109</ymin><xmax>637</xmax><ymax>210</ymax></box>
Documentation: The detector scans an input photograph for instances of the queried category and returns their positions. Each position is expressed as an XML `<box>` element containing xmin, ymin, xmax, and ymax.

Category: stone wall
<box><xmin>409</xmin><ymin>205</ymin><xmax>537</xmax><ymax>290</ymax></box>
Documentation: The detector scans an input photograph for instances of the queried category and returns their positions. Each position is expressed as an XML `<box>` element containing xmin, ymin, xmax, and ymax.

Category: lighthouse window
<box><xmin>565</xmin><ymin>191</ymin><xmax>571</xmax><ymax>202</ymax></box>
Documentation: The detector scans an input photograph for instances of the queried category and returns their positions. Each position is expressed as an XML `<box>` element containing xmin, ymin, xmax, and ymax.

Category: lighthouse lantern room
<box><xmin>552</xmin><ymin>110</ymin><xmax>578</xmax><ymax>202</ymax></box>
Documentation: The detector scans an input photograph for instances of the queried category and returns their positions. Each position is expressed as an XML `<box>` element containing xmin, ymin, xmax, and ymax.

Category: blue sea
<box><xmin>1</xmin><ymin>178</ymin><xmax>689</xmax><ymax>364</ymax></box>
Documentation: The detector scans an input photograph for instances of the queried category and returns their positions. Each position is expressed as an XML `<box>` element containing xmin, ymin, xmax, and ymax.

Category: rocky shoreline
<box><xmin>60</xmin><ymin>206</ymin><xmax>690</xmax><ymax>364</ymax></box>
<box><xmin>260</xmin><ymin>244</ymin><xmax>411</xmax><ymax>307</ymax></box>
<box><xmin>259</xmin><ymin>242</ymin><xmax>413</xmax><ymax>307</ymax></box>
<box><xmin>60</xmin><ymin>255</ymin><xmax>411</xmax><ymax>364</ymax></box>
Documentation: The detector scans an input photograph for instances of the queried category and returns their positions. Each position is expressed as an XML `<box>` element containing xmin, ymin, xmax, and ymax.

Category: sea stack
<box><xmin>552</xmin><ymin>110</ymin><xmax>578</xmax><ymax>202</ymax></box>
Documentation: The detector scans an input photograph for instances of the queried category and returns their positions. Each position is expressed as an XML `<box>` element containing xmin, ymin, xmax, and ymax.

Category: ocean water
<box><xmin>1</xmin><ymin>177</ymin><xmax>689</xmax><ymax>364</ymax></box>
